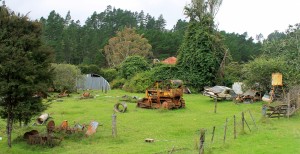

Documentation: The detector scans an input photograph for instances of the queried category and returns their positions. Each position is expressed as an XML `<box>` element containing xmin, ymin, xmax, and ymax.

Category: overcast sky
<box><xmin>4</xmin><ymin>0</ymin><xmax>300</xmax><ymax>39</ymax></box>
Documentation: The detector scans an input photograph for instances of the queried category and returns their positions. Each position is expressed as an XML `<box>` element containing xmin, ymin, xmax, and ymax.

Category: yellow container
<box><xmin>272</xmin><ymin>73</ymin><xmax>283</xmax><ymax>86</ymax></box>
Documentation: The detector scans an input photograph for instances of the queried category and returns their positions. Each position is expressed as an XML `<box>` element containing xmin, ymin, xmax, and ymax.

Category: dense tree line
<box><xmin>40</xmin><ymin>6</ymin><xmax>189</xmax><ymax>67</ymax></box>
<box><xmin>2</xmin><ymin>2</ymin><xmax>265</xmax><ymax>93</ymax></box>
<box><xmin>40</xmin><ymin>5</ymin><xmax>261</xmax><ymax>68</ymax></box>
<box><xmin>220</xmin><ymin>31</ymin><xmax>262</xmax><ymax>63</ymax></box>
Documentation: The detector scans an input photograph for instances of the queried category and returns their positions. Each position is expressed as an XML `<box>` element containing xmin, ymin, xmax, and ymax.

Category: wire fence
<box><xmin>197</xmin><ymin>109</ymin><xmax>259</xmax><ymax>154</ymax></box>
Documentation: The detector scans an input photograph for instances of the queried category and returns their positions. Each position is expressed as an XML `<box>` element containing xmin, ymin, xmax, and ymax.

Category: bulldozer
<box><xmin>137</xmin><ymin>80</ymin><xmax>185</xmax><ymax>109</ymax></box>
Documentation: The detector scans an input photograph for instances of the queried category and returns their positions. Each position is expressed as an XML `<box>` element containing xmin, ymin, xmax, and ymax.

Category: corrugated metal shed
<box><xmin>77</xmin><ymin>74</ymin><xmax>110</xmax><ymax>92</ymax></box>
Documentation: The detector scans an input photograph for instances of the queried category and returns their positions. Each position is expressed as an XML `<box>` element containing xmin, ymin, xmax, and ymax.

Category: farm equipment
<box><xmin>137</xmin><ymin>80</ymin><xmax>185</xmax><ymax>109</ymax></box>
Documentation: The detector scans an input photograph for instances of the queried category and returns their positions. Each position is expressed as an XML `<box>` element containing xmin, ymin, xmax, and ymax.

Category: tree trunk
<box><xmin>6</xmin><ymin>112</ymin><xmax>13</xmax><ymax>148</ymax></box>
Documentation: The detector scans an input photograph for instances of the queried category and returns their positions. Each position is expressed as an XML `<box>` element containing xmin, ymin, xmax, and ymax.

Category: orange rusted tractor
<box><xmin>137</xmin><ymin>80</ymin><xmax>185</xmax><ymax>109</ymax></box>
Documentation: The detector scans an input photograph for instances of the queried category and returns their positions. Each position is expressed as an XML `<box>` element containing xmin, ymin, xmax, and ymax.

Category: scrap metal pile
<box><xmin>24</xmin><ymin>114</ymin><xmax>99</xmax><ymax>147</ymax></box>
<box><xmin>203</xmin><ymin>86</ymin><xmax>236</xmax><ymax>101</ymax></box>
<box><xmin>203</xmin><ymin>83</ymin><xmax>262</xmax><ymax>103</ymax></box>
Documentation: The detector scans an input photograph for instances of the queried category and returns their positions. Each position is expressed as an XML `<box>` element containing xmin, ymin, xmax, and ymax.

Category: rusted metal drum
<box><xmin>36</xmin><ymin>113</ymin><xmax>49</xmax><ymax>125</ymax></box>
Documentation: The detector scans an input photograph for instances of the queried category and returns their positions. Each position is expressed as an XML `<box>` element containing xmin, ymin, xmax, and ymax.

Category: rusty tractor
<box><xmin>137</xmin><ymin>80</ymin><xmax>185</xmax><ymax>109</ymax></box>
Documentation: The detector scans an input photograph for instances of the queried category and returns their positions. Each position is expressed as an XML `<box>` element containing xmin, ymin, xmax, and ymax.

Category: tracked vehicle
<box><xmin>137</xmin><ymin>80</ymin><xmax>185</xmax><ymax>109</ymax></box>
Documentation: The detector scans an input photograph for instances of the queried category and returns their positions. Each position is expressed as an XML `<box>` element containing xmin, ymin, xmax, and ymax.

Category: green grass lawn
<box><xmin>0</xmin><ymin>89</ymin><xmax>299</xmax><ymax>154</ymax></box>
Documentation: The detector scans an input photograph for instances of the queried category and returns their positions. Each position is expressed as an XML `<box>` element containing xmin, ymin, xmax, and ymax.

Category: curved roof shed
<box><xmin>76</xmin><ymin>74</ymin><xmax>110</xmax><ymax>92</ymax></box>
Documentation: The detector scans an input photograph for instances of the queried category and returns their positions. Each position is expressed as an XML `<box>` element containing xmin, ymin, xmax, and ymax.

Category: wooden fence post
<box><xmin>242</xmin><ymin>112</ymin><xmax>245</xmax><ymax>132</ymax></box>
<box><xmin>211</xmin><ymin>126</ymin><xmax>215</xmax><ymax>144</ymax></box>
<box><xmin>287</xmin><ymin>92</ymin><xmax>290</xmax><ymax>119</ymax></box>
<box><xmin>223</xmin><ymin>118</ymin><xmax>228</xmax><ymax>144</ymax></box>
<box><xmin>298</xmin><ymin>92</ymin><xmax>300</xmax><ymax>109</ymax></box>
<box><xmin>199</xmin><ymin>129</ymin><xmax>206</xmax><ymax>154</ymax></box>
<box><xmin>112</xmin><ymin>113</ymin><xmax>117</xmax><ymax>137</ymax></box>
<box><xmin>248</xmin><ymin>110</ymin><xmax>257</xmax><ymax>128</ymax></box>
<box><xmin>214</xmin><ymin>98</ymin><xmax>217</xmax><ymax>113</ymax></box>
<box><xmin>234</xmin><ymin>115</ymin><xmax>236</xmax><ymax>139</ymax></box>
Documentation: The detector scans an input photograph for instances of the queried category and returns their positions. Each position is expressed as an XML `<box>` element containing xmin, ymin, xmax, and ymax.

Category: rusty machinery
<box><xmin>23</xmin><ymin>119</ymin><xmax>99</xmax><ymax>146</ymax></box>
<box><xmin>137</xmin><ymin>80</ymin><xmax>185</xmax><ymax>109</ymax></box>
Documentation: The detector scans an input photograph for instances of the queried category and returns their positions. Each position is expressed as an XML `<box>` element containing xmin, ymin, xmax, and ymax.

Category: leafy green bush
<box><xmin>223</xmin><ymin>62</ymin><xmax>244</xmax><ymax>86</ymax></box>
<box><xmin>110</xmin><ymin>78</ymin><xmax>126</xmax><ymax>89</ymax></box>
<box><xmin>242</xmin><ymin>56</ymin><xmax>286</xmax><ymax>91</ymax></box>
<box><xmin>52</xmin><ymin>63</ymin><xmax>82</xmax><ymax>92</ymax></box>
<box><xmin>78</xmin><ymin>64</ymin><xmax>100</xmax><ymax>74</ymax></box>
<box><xmin>119</xmin><ymin>56</ymin><xmax>150</xmax><ymax>79</ymax></box>
<box><xmin>123</xmin><ymin>64</ymin><xmax>180</xmax><ymax>93</ymax></box>
<box><xmin>123</xmin><ymin>71</ymin><xmax>154</xmax><ymax>93</ymax></box>
<box><xmin>100</xmin><ymin>68</ymin><xmax>118</xmax><ymax>82</ymax></box>
<box><xmin>150</xmin><ymin>64</ymin><xmax>179</xmax><ymax>80</ymax></box>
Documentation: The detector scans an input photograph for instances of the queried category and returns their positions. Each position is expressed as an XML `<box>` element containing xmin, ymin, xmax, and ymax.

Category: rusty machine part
<box><xmin>47</xmin><ymin>120</ymin><xmax>55</xmax><ymax>133</ymax></box>
<box><xmin>137</xmin><ymin>80</ymin><xmax>185</xmax><ymax>109</ymax></box>
<box><xmin>82</xmin><ymin>91</ymin><xmax>90</xmax><ymax>97</ymax></box>
<box><xmin>56</xmin><ymin>120</ymin><xmax>87</xmax><ymax>134</ymax></box>
<box><xmin>26</xmin><ymin>133</ymin><xmax>62</xmax><ymax>146</ymax></box>
<box><xmin>23</xmin><ymin>130</ymin><xmax>39</xmax><ymax>140</ymax></box>
<box><xmin>80</xmin><ymin>91</ymin><xmax>94</xmax><ymax>99</ymax></box>
<box><xmin>24</xmin><ymin>121</ymin><xmax>62</xmax><ymax>146</ymax></box>
<box><xmin>60</xmin><ymin>120</ymin><xmax>69</xmax><ymax>130</ymax></box>
<box><xmin>57</xmin><ymin>90</ymin><xmax>69</xmax><ymax>98</ymax></box>
<box><xmin>85</xmin><ymin>121</ymin><xmax>99</xmax><ymax>137</ymax></box>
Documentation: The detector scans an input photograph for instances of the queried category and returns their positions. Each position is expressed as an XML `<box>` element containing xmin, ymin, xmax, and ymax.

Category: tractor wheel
<box><xmin>161</xmin><ymin>101</ymin><xmax>169</xmax><ymax>109</ymax></box>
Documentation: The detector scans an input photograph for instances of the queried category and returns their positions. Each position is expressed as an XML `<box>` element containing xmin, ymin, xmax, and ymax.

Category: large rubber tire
<box><xmin>114</xmin><ymin>102</ymin><xmax>127</xmax><ymax>113</ymax></box>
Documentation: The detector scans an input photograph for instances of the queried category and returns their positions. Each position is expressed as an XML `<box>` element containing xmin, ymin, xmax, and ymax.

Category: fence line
<box><xmin>198</xmin><ymin>110</ymin><xmax>258</xmax><ymax>152</ymax></box>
